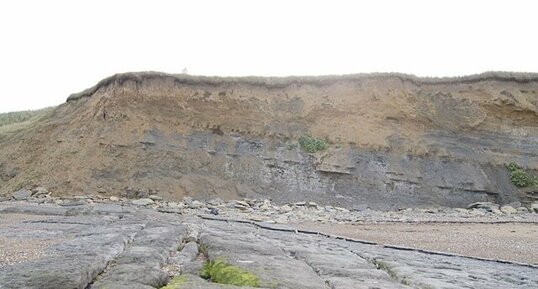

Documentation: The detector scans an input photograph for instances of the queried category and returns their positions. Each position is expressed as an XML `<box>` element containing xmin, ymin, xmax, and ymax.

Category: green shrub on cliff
<box><xmin>506</xmin><ymin>162</ymin><xmax>538</xmax><ymax>187</ymax></box>
<box><xmin>299</xmin><ymin>135</ymin><xmax>329</xmax><ymax>153</ymax></box>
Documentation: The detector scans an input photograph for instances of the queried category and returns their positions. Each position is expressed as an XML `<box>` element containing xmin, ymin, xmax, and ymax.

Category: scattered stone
<box><xmin>469</xmin><ymin>208</ymin><xmax>487</xmax><ymax>216</ymax></box>
<box><xmin>279</xmin><ymin>204</ymin><xmax>293</xmax><ymax>213</ymax></box>
<box><xmin>249</xmin><ymin>215</ymin><xmax>265</xmax><ymax>222</ymax></box>
<box><xmin>517</xmin><ymin>207</ymin><xmax>529</xmax><ymax>213</ymax></box>
<box><xmin>59</xmin><ymin>200</ymin><xmax>86</xmax><ymax>207</ymax></box>
<box><xmin>274</xmin><ymin>215</ymin><xmax>289</xmax><ymax>223</ymax></box>
<box><xmin>294</xmin><ymin>201</ymin><xmax>306</xmax><ymax>206</ymax></box>
<box><xmin>189</xmin><ymin>200</ymin><xmax>204</xmax><ymax>209</ymax></box>
<box><xmin>32</xmin><ymin>187</ymin><xmax>49</xmax><ymax>196</ymax></box>
<box><xmin>500</xmin><ymin>205</ymin><xmax>518</xmax><ymax>214</ymax></box>
<box><xmin>507</xmin><ymin>201</ymin><xmax>522</xmax><ymax>208</ymax></box>
<box><xmin>209</xmin><ymin>208</ymin><xmax>219</xmax><ymax>215</ymax></box>
<box><xmin>168</xmin><ymin>202</ymin><xmax>185</xmax><ymax>209</ymax></box>
<box><xmin>490</xmin><ymin>207</ymin><xmax>503</xmax><ymax>215</ymax></box>
<box><xmin>149</xmin><ymin>194</ymin><xmax>163</xmax><ymax>201</ymax></box>
<box><xmin>467</xmin><ymin>202</ymin><xmax>499</xmax><ymax>212</ymax></box>
<box><xmin>324</xmin><ymin>206</ymin><xmax>336</xmax><ymax>212</ymax></box>
<box><xmin>183</xmin><ymin>196</ymin><xmax>194</xmax><ymax>206</ymax></box>
<box><xmin>185</xmin><ymin>229</ymin><xmax>199</xmax><ymax>243</ymax></box>
<box><xmin>110</xmin><ymin>196</ymin><xmax>119</xmax><ymax>202</ymax></box>
<box><xmin>207</xmin><ymin>198</ymin><xmax>223</xmax><ymax>206</ymax></box>
<box><xmin>423</xmin><ymin>208</ymin><xmax>439</xmax><ymax>214</ymax></box>
<box><xmin>132</xmin><ymin>198</ymin><xmax>154</xmax><ymax>206</ymax></box>
<box><xmin>234</xmin><ymin>200</ymin><xmax>250</xmax><ymax>210</ymax></box>
<box><xmin>306</xmin><ymin>202</ymin><xmax>318</xmax><ymax>208</ymax></box>
<box><xmin>531</xmin><ymin>203</ymin><xmax>538</xmax><ymax>213</ymax></box>
<box><xmin>12</xmin><ymin>190</ymin><xmax>32</xmax><ymax>201</ymax></box>
<box><xmin>334</xmin><ymin>207</ymin><xmax>350</xmax><ymax>213</ymax></box>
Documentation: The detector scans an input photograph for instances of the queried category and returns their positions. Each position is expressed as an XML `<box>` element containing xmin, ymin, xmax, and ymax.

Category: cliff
<box><xmin>1</xmin><ymin>72</ymin><xmax>537</xmax><ymax>208</ymax></box>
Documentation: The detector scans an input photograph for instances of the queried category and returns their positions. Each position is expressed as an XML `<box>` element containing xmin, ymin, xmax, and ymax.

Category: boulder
<box><xmin>259</xmin><ymin>199</ymin><xmax>272</xmax><ymax>211</ymax></box>
<box><xmin>32</xmin><ymin>187</ymin><xmax>49</xmax><ymax>196</ymax></box>
<box><xmin>517</xmin><ymin>207</ymin><xmax>529</xmax><ymax>213</ymax></box>
<box><xmin>500</xmin><ymin>205</ymin><xmax>518</xmax><ymax>214</ymax></box>
<box><xmin>467</xmin><ymin>202</ymin><xmax>499</xmax><ymax>212</ymax></box>
<box><xmin>132</xmin><ymin>198</ymin><xmax>154</xmax><ymax>206</ymax></box>
<box><xmin>12</xmin><ymin>190</ymin><xmax>32</xmax><ymax>200</ymax></box>
<box><xmin>183</xmin><ymin>196</ymin><xmax>194</xmax><ymax>206</ymax></box>
<box><xmin>234</xmin><ymin>200</ymin><xmax>250</xmax><ymax>210</ymax></box>
<box><xmin>189</xmin><ymin>200</ymin><xmax>204</xmax><ymax>209</ymax></box>
<box><xmin>279</xmin><ymin>204</ymin><xmax>293</xmax><ymax>213</ymax></box>
<box><xmin>306</xmin><ymin>202</ymin><xmax>318</xmax><ymax>209</ymax></box>
<box><xmin>148</xmin><ymin>194</ymin><xmax>163</xmax><ymax>201</ymax></box>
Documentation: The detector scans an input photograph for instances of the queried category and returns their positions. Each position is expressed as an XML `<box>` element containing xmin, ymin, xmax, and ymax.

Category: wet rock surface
<box><xmin>1</xmin><ymin>200</ymin><xmax>537</xmax><ymax>289</ymax></box>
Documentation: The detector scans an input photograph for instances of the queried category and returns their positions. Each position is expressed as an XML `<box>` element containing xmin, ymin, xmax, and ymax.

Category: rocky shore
<box><xmin>6</xmin><ymin>187</ymin><xmax>538</xmax><ymax>225</ymax></box>
<box><xmin>1</xmin><ymin>195</ymin><xmax>538</xmax><ymax>289</ymax></box>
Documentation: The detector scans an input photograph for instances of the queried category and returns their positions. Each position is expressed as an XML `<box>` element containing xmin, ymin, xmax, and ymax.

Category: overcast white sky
<box><xmin>1</xmin><ymin>0</ymin><xmax>537</xmax><ymax>112</ymax></box>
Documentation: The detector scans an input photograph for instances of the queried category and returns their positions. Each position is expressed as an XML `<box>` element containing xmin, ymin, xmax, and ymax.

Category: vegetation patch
<box><xmin>506</xmin><ymin>162</ymin><xmax>538</xmax><ymax>188</ymax></box>
<box><xmin>299</xmin><ymin>135</ymin><xmax>329</xmax><ymax>153</ymax></box>
<box><xmin>160</xmin><ymin>275</ymin><xmax>187</xmax><ymax>289</ymax></box>
<box><xmin>201</xmin><ymin>259</ymin><xmax>260</xmax><ymax>287</ymax></box>
<box><xmin>0</xmin><ymin>107</ymin><xmax>53</xmax><ymax>127</ymax></box>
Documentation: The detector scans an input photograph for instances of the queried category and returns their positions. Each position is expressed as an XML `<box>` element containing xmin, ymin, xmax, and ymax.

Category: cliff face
<box><xmin>0</xmin><ymin>72</ymin><xmax>537</xmax><ymax>208</ymax></box>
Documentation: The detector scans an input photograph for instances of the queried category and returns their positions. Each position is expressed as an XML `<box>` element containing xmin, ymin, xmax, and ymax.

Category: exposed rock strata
<box><xmin>0</xmin><ymin>72</ymin><xmax>537</xmax><ymax>208</ymax></box>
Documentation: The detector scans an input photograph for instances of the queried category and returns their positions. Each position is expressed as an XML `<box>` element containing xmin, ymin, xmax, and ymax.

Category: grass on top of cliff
<box><xmin>299</xmin><ymin>135</ymin><xmax>329</xmax><ymax>153</ymax></box>
<box><xmin>0</xmin><ymin>107</ymin><xmax>54</xmax><ymax>134</ymax></box>
<box><xmin>506</xmin><ymin>162</ymin><xmax>538</xmax><ymax>188</ymax></box>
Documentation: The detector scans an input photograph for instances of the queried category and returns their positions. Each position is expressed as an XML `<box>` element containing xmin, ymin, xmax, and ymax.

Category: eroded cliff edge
<box><xmin>1</xmin><ymin>72</ymin><xmax>537</xmax><ymax>208</ymax></box>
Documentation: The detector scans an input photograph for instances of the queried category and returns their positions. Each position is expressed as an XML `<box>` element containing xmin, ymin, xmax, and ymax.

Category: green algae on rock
<box><xmin>160</xmin><ymin>275</ymin><xmax>187</xmax><ymax>289</ymax></box>
<box><xmin>201</xmin><ymin>259</ymin><xmax>260</xmax><ymax>287</ymax></box>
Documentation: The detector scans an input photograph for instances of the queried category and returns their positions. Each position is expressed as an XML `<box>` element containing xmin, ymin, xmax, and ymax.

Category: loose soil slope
<box><xmin>0</xmin><ymin>72</ymin><xmax>537</xmax><ymax>208</ymax></box>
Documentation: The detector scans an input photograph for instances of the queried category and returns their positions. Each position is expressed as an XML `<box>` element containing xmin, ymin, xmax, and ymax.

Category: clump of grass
<box><xmin>160</xmin><ymin>275</ymin><xmax>187</xmax><ymax>289</ymax></box>
<box><xmin>506</xmin><ymin>162</ymin><xmax>538</xmax><ymax>188</ymax></box>
<box><xmin>199</xmin><ymin>242</ymin><xmax>209</xmax><ymax>256</ymax></box>
<box><xmin>299</xmin><ymin>135</ymin><xmax>329</xmax><ymax>153</ymax></box>
<box><xmin>201</xmin><ymin>259</ymin><xmax>260</xmax><ymax>287</ymax></box>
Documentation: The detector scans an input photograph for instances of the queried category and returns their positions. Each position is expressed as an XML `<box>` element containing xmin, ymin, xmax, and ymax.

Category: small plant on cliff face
<box><xmin>506</xmin><ymin>162</ymin><xmax>538</xmax><ymax>188</ymax></box>
<box><xmin>299</xmin><ymin>135</ymin><xmax>329</xmax><ymax>153</ymax></box>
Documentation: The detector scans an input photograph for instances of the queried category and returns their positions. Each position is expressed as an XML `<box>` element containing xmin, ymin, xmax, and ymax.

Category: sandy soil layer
<box><xmin>292</xmin><ymin>222</ymin><xmax>538</xmax><ymax>265</ymax></box>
